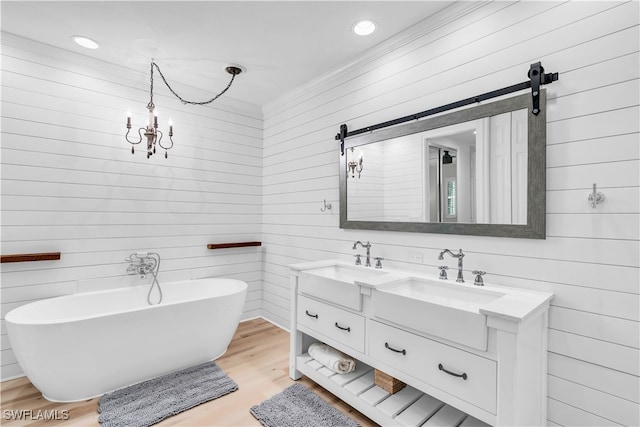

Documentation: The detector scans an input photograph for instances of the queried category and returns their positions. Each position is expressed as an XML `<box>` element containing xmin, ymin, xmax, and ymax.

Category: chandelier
<box><xmin>348</xmin><ymin>147</ymin><xmax>364</xmax><ymax>178</ymax></box>
<box><xmin>125</xmin><ymin>61</ymin><xmax>243</xmax><ymax>159</ymax></box>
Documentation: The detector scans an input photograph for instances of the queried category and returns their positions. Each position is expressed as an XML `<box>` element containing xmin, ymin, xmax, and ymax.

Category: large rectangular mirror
<box><xmin>339</xmin><ymin>91</ymin><xmax>546</xmax><ymax>238</ymax></box>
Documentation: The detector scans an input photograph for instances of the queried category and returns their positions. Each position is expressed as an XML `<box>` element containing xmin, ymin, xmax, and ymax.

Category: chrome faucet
<box><xmin>438</xmin><ymin>249</ymin><xmax>465</xmax><ymax>283</ymax></box>
<box><xmin>125</xmin><ymin>252</ymin><xmax>158</xmax><ymax>279</ymax></box>
<box><xmin>125</xmin><ymin>252</ymin><xmax>163</xmax><ymax>305</ymax></box>
<box><xmin>353</xmin><ymin>241</ymin><xmax>372</xmax><ymax>267</ymax></box>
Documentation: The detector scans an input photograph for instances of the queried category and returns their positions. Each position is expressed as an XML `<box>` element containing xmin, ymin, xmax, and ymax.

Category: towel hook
<box><xmin>320</xmin><ymin>199</ymin><xmax>332</xmax><ymax>212</ymax></box>
<box><xmin>588</xmin><ymin>183</ymin><xmax>605</xmax><ymax>208</ymax></box>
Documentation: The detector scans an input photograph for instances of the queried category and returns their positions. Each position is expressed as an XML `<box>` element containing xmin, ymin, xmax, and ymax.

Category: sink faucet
<box><xmin>438</xmin><ymin>249</ymin><xmax>465</xmax><ymax>283</ymax></box>
<box><xmin>353</xmin><ymin>241</ymin><xmax>372</xmax><ymax>267</ymax></box>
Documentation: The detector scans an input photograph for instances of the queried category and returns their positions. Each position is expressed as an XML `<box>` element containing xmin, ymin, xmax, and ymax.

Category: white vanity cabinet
<box><xmin>368</xmin><ymin>320</ymin><xmax>497</xmax><ymax>415</ymax></box>
<box><xmin>289</xmin><ymin>261</ymin><xmax>553</xmax><ymax>427</ymax></box>
<box><xmin>297</xmin><ymin>295</ymin><xmax>366</xmax><ymax>353</ymax></box>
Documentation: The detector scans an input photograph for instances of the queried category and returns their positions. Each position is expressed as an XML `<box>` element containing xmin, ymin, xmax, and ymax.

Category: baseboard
<box><xmin>1</xmin><ymin>372</ymin><xmax>25</xmax><ymax>382</ymax></box>
<box><xmin>240</xmin><ymin>315</ymin><xmax>290</xmax><ymax>333</ymax></box>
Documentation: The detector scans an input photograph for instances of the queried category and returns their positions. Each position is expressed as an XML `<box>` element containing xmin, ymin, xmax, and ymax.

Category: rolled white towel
<box><xmin>308</xmin><ymin>343</ymin><xmax>356</xmax><ymax>374</ymax></box>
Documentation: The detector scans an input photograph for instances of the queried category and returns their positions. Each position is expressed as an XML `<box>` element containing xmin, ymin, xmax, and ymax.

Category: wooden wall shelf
<box><xmin>207</xmin><ymin>242</ymin><xmax>262</xmax><ymax>250</ymax></box>
<box><xmin>1</xmin><ymin>252</ymin><xmax>61</xmax><ymax>263</ymax></box>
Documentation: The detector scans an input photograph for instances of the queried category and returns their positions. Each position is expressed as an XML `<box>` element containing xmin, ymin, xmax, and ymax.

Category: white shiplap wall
<box><xmin>382</xmin><ymin>135</ymin><xmax>424</xmax><ymax>221</ymax></box>
<box><xmin>346</xmin><ymin>143</ymin><xmax>385</xmax><ymax>221</ymax></box>
<box><xmin>263</xmin><ymin>2</ymin><xmax>639</xmax><ymax>426</ymax></box>
<box><xmin>0</xmin><ymin>33</ymin><xmax>263</xmax><ymax>379</ymax></box>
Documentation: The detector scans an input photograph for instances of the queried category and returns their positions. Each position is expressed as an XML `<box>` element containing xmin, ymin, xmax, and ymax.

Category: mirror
<box><xmin>340</xmin><ymin>91</ymin><xmax>546</xmax><ymax>239</ymax></box>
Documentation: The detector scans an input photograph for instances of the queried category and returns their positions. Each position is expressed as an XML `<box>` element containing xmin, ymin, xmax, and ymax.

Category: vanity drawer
<box><xmin>297</xmin><ymin>295</ymin><xmax>365</xmax><ymax>353</ymax></box>
<box><xmin>369</xmin><ymin>320</ymin><xmax>496</xmax><ymax>414</ymax></box>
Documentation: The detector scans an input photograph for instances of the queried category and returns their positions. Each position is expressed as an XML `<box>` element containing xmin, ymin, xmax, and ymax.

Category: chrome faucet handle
<box><xmin>438</xmin><ymin>265</ymin><xmax>449</xmax><ymax>280</ymax></box>
<box><xmin>374</xmin><ymin>257</ymin><xmax>384</xmax><ymax>269</ymax></box>
<box><xmin>472</xmin><ymin>270</ymin><xmax>486</xmax><ymax>286</ymax></box>
<box><xmin>353</xmin><ymin>254</ymin><xmax>362</xmax><ymax>265</ymax></box>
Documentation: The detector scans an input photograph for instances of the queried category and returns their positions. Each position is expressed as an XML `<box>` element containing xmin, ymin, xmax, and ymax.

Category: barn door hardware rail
<box><xmin>335</xmin><ymin>61</ymin><xmax>558</xmax><ymax>155</ymax></box>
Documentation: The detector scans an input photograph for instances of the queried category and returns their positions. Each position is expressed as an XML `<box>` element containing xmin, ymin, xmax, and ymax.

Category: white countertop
<box><xmin>290</xmin><ymin>259</ymin><xmax>553</xmax><ymax>324</ymax></box>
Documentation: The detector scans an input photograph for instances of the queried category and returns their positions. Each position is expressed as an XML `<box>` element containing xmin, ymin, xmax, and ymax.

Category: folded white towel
<box><xmin>308</xmin><ymin>343</ymin><xmax>356</xmax><ymax>374</ymax></box>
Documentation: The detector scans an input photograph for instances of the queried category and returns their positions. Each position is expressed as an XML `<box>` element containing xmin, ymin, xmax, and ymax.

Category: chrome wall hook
<box><xmin>321</xmin><ymin>199</ymin><xmax>332</xmax><ymax>212</ymax></box>
<box><xmin>588</xmin><ymin>183</ymin><xmax>605</xmax><ymax>208</ymax></box>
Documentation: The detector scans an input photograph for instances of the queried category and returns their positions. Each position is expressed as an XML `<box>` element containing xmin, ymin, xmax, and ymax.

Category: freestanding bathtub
<box><xmin>5</xmin><ymin>278</ymin><xmax>247</xmax><ymax>402</ymax></box>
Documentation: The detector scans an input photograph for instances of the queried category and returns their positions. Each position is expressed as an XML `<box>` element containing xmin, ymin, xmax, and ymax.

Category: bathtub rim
<box><xmin>5</xmin><ymin>277</ymin><xmax>248</xmax><ymax>326</ymax></box>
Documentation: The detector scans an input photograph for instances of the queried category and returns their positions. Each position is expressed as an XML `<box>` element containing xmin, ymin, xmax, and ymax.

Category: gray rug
<box><xmin>98</xmin><ymin>361</ymin><xmax>238</xmax><ymax>427</ymax></box>
<box><xmin>250</xmin><ymin>383</ymin><xmax>359</xmax><ymax>427</ymax></box>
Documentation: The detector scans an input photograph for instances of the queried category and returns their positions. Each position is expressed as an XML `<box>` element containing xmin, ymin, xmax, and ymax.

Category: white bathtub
<box><xmin>5</xmin><ymin>278</ymin><xmax>247</xmax><ymax>402</ymax></box>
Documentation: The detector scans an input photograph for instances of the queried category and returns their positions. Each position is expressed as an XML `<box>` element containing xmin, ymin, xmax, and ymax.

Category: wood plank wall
<box><xmin>262</xmin><ymin>2</ymin><xmax>639</xmax><ymax>426</ymax></box>
<box><xmin>0</xmin><ymin>33</ymin><xmax>263</xmax><ymax>379</ymax></box>
<box><xmin>382</xmin><ymin>135</ymin><xmax>425</xmax><ymax>221</ymax></box>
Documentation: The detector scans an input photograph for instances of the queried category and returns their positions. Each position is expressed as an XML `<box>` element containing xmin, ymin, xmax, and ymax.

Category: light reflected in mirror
<box><xmin>347</xmin><ymin>110</ymin><xmax>528</xmax><ymax>225</ymax></box>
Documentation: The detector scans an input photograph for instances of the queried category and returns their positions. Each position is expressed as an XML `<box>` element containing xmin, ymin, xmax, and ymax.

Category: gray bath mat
<box><xmin>250</xmin><ymin>383</ymin><xmax>359</xmax><ymax>427</ymax></box>
<box><xmin>98</xmin><ymin>361</ymin><xmax>238</xmax><ymax>427</ymax></box>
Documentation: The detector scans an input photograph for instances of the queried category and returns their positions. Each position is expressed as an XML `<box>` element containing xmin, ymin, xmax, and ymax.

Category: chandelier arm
<box><xmin>151</xmin><ymin>62</ymin><xmax>237</xmax><ymax>106</ymax></box>
<box><xmin>158</xmin><ymin>133</ymin><xmax>174</xmax><ymax>151</ymax></box>
<box><xmin>125</xmin><ymin>127</ymin><xmax>145</xmax><ymax>145</ymax></box>
<box><xmin>155</xmin><ymin>130</ymin><xmax>163</xmax><ymax>151</ymax></box>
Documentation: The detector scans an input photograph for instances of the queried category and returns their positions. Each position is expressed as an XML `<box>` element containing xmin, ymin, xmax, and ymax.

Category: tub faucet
<box><xmin>125</xmin><ymin>252</ymin><xmax>158</xmax><ymax>279</ymax></box>
<box><xmin>352</xmin><ymin>241</ymin><xmax>372</xmax><ymax>267</ymax></box>
<box><xmin>438</xmin><ymin>249</ymin><xmax>465</xmax><ymax>283</ymax></box>
<box><xmin>125</xmin><ymin>252</ymin><xmax>163</xmax><ymax>305</ymax></box>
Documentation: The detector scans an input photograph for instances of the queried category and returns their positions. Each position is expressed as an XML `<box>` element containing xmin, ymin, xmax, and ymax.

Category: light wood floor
<box><xmin>0</xmin><ymin>318</ymin><xmax>377</xmax><ymax>426</ymax></box>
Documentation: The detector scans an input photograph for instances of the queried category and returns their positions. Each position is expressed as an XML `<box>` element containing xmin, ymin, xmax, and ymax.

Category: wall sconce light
<box><xmin>125</xmin><ymin>61</ymin><xmax>243</xmax><ymax>159</ymax></box>
<box><xmin>348</xmin><ymin>147</ymin><xmax>364</xmax><ymax>178</ymax></box>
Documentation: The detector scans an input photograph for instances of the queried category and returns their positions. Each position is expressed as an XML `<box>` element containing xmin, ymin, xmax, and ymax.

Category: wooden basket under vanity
<box><xmin>374</xmin><ymin>369</ymin><xmax>405</xmax><ymax>394</ymax></box>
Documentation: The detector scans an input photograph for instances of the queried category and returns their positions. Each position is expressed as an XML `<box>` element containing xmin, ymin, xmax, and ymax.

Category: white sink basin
<box><xmin>372</xmin><ymin>277</ymin><xmax>506</xmax><ymax>350</ymax></box>
<box><xmin>302</xmin><ymin>264</ymin><xmax>388</xmax><ymax>283</ymax></box>
<box><xmin>384</xmin><ymin>277</ymin><xmax>504</xmax><ymax>310</ymax></box>
<box><xmin>299</xmin><ymin>264</ymin><xmax>389</xmax><ymax>310</ymax></box>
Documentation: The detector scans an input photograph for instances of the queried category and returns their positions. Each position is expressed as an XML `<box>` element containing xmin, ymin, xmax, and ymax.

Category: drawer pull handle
<box><xmin>438</xmin><ymin>363</ymin><xmax>468</xmax><ymax>380</ymax></box>
<box><xmin>334</xmin><ymin>322</ymin><xmax>351</xmax><ymax>332</ymax></box>
<box><xmin>385</xmin><ymin>342</ymin><xmax>407</xmax><ymax>355</ymax></box>
<box><xmin>305</xmin><ymin>310</ymin><xmax>318</xmax><ymax>319</ymax></box>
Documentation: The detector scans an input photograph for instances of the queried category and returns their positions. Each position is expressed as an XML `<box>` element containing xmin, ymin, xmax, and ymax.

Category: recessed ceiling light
<box><xmin>352</xmin><ymin>20</ymin><xmax>376</xmax><ymax>36</ymax></box>
<box><xmin>71</xmin><ymin>35</ymin><xmax>99</xmax><ymax>49</ymax></box>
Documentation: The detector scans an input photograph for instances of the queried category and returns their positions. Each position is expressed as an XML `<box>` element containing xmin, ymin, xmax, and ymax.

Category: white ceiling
<box><xmin>1</xmin><ymin>1</ymin><xmax>452</xmax><ymax>106</ymax></box>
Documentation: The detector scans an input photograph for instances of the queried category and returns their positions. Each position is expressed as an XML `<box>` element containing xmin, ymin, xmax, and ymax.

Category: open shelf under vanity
<box><xmin>297</xmin><ymin>352</ymin><xmax>489</xmax><ymax>427</ymax></box>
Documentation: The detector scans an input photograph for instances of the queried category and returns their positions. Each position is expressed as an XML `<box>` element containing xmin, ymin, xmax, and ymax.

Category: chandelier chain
<box><xmin>149</xmin><ymin>62</ymin><xmax>155</xmax><ymax>107</ymax></box>
<box><xmin>151</xmin><ymin>61</ymin><xmax>237</xmax><ymax>106</ymax></box>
